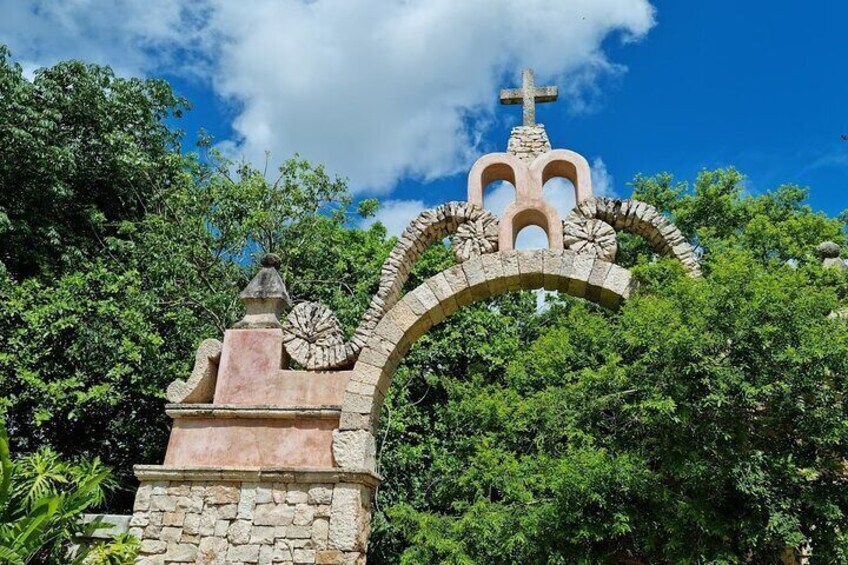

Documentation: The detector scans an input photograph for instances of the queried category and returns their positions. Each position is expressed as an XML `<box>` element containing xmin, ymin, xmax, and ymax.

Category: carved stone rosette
<box><xmin>562</xmin><ymin>216</ymin><xmax>617</xmax><ymax>261</ymax></box>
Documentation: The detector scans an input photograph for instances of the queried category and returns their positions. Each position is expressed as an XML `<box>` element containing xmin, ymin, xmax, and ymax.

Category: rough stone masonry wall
<box><xmin>506</xmin><ymin>124</ymin><xmax>552</xmax><ymax>162</ymax></box>
<box><xmin>130</xmin><ymin>477</ymin><xmax>371</xmax><ymax>565</ymax></box>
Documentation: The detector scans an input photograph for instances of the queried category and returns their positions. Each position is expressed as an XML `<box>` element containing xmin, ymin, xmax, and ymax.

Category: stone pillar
<box><xmin>130</xmin><ymin>468</ymin><xmax>375</xmax><ymax>565</ymax></box>
<box><xmin>130</xmin><ymin>255</ymin><xmax>378</xmax><ymax>564</ymax></box>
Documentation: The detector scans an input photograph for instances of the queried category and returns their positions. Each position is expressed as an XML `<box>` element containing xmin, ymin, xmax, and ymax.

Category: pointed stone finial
<box><xmin>234</xmin><ymin>253</ymin><xmax>293</xmax><ymax>328</ymax></box>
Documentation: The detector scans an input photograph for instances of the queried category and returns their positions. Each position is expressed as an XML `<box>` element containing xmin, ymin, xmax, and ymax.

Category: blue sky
<box><xmin>2</xmin><ymin>0</ymin><xmax>847</xmax><ymax>234</ymax></box>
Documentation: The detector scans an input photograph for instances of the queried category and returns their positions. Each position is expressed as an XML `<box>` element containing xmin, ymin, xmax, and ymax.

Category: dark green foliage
<box><xmin>3</xmin><ymin>45</ymin><xmax>848</xmax><ymax>563</ymax></box>
<box><xmin>370</xmin><ymin>173</ymin><xmax>848</xmax><ymax>564</ymax></box>
<box><xmin>0</xmin><ymin>46</ymin><xmax>187</xmax><ymax>279</ymax></box>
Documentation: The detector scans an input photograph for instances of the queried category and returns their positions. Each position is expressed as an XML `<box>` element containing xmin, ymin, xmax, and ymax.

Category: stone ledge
<box><xmin>134</xmin><ymin>465</ymin><xmax>382</xmax><ymax>488</ymax></box>
<box><xmin>165</xmin><ymin>404</ymin><xmax>341</xmax><ymax>419</ymax></box>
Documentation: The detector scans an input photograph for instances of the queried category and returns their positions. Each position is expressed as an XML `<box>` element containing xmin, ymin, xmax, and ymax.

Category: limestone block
<box><xmin>134</xmin><ymin>484</ymin><xmax>152</xmax><ymax>512</ymax></box>
<box><xmin>162</xmin><ymin>510</ymin><xmax>185</xmax><ymax>527</ymax></box>
<box><xmin>410</xmin><ymin>284</ymin><xmax>444</xmax><ymax>325</ymax></box>
<box><xmin>461</xmin><ymin>259</ymin><xmax>489</xmax><ymax>301</ymax></box>
<box><xmin>329</xmin><ymin>484</ymin><xmax>370</xmax><ymax>552</ymax></box>
<box><xmin>160</xmin><ymin>526</ymin><xmax>182</xmax><ymax>542</ymax></box>
<box><xmin>600</xmin><ymin>265</ymin><xmax>633</xmax><ymax>307</ymax></box>
<box><xmin>341</xmin><ymin>391</ymin><xmax>372</xmax><ymax>415</ymax></box>
<box><xmin>273</xmin><ymin>541</ymin><xmax>294</xmax><ymax>562</ymax></box>
<box><xmin>227</xmin><ymin>543</ymin><xmax>261</xmax><ymax>563</ymax></box>
<box><xmin>177</xmin><ymin>495</ymin><xmax>203</xmax><ymax>513</ymax></box>
<box><xmin>253</xmin><ymin>503</ymin><xmax>294</xmax><ymax>527</ymax></box>
<box><xmin>308</xmin><ymin>486</ymin><xmax>334</xmax><ymax>505</ymax></box>
<box><xmin>316</xmin><ymin>549</ymin><xmax>344</xmax><ymax>564</ymax></box>
<box><xmin>517</xmin><ymin>251</ymin><xmax>544</xmax><ymax>289</ymax></box>
<box><xmin>207</xmin><ymin>485</ymin><xmax>240</xmax><ymax>505</ymax></box>
<box><xmin>500</xmin><ymin>250</ymin><xmax>522</xmax><ymax>291</ymax></box>
<box><xmin>355</xmin><ymin>345</ymin><xmax>389</xmax><ymax>374</ymax></box>
<box><xmin>351</xmin><ymin>363</ymin><xmax>383</xmax><ymax>390</ymax></box>
<box><xmin>293</xmin><ymin>504</ymin><xmax>316</xmax><ymax>526</ymax></box>
<box><xmin>373</xmin><ymin>318</ymin><xmax>403</xmax><ymax>348</ymax></box>
<box><xmin>228</xmin><ymin>520</ymin><xmax>252</xmax><ymax>544</ymax></box>
<box><xmin>313</xmin><ymin>518</ymin><xmax>330</xmax><ymax>548</ymax></box>
<box><xmin>332</xmin><ymin>430</ymin><xmax>376</xmax><ymax>470</ymax></box>
<box><xmin>197</xmin><ymin>536</ymin><xmax>228</xmax><ymax>565</ymax></box>
<box><xmin>442</xmin><ymin>264</ymin><xmax>472</xmax><ymax>307</ymax></box>
<box><xmin>294</xmin><ymin>548</ymin><xmax>317</xmax><ymax>563</ymax></box>
<box><xmin>250</xmin><ymin>525</ymin><xmax>276</xmax><ymax>544</ymax></box>
<box><xmin>541</xmin><ymin>249</ymin><xmax>564</xmax><ymax>291</ymax></box>
<box><xmin>385</xmin><ymin>300</ymin><xmax>423</xmax><ymax>341</ymax></box>
<box><xmin>164</xmin><ymin>542</ymin><xmax>197</xmax><ymax>562</ymax></box>
<box><xmin>567</xmin><ymin>254</ymin><xmax>595</xmax><ymax>298</ymax></box>
<box><xmin>286</xmin><ymin>486</ymin><xmax>310</xmax><ymax>505</ymax></box>
<box><xmin>140</xmin><ymin>539</ymin><xmax>167</xmax><ymax>554</ymax></box>
<box><xmin>258</xmin><ymin>545</ymin><xmax>274</xmax><ymax>565</ymax></box>
<box><xmin>255</xmin><ymin>484</ymin><xmax>273</xmax><ymax>504</ymax></box>
<box><xmin>288</xmin><ymin>525</ymin><xmax>312</xmax><ymax>539</ymax></box>
<box><xmin>338</xmin><ymin>411</ymin><xmax>373</xmax><ymax>432</ymax></box>
<box><xmin>478</xmin><ymin>253</ymin><xmax>506</xmax><ymax>296</ymax></box>
<box><xmin>150</xmin><ymin>495</ymin><xmax>177</xmax><ymax>512</ymax></box>
<box><xmin>425</xmin><ymin>272</ymin><xmax>459</xmax><ymax>318</ymax></box>
<box><xmin>586</xmin><ymin>260</ymin><xmax>613</xmax><ymax>303</ymax></box>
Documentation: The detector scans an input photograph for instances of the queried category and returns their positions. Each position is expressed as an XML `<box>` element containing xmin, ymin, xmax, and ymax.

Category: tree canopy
<box><xmin>2</xmin><ymin>47</ymin><xmax>848</xmax><ymax>563</ymax></box>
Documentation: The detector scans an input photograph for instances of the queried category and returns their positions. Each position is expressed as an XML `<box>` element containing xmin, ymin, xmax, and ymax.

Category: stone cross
<box><xmin>499</xmin><ymin>68</ymin><xmax>558</xmax><ymax>126</ymax></box>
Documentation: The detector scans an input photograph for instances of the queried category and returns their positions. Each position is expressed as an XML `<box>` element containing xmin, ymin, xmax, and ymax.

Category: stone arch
<box><xmin>566</xmin><ymin>197</ymin><xmax>702</xmax><ymax>277</ymax></box>
<box><xmin>467</xmin><ymin>153</ymin><xmax>530</xmax><ymax>207</ymax></box>
<box><xmin>282</xmin><ymin>202</ymin><xmax>499</xmax><ymax>370</ymax></box>
<box><xmin>333</xmin><ymin>249</ymin><xmax>634</xmax><ymax>470</ymax></box>
<box><xmin>530</xmin><ymin>149</ymin><xmax>594</xmax><ymax>203</ymax></box>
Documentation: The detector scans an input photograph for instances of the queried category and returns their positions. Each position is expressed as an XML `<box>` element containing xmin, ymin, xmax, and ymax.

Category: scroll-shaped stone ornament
<box><xmin>452</xmin><ymin>210</ymin><xmax>499</xmax><ymax>263</ymax></box>
<box><xmin>279</xmin><ymin>202</ymin><xmax>501</xmax><ymax>370</ymax></box>
<box><xmin>166</xmin><ymin>338</ymin><xmax>223</xmax><ymax>403</ymax></box>
<box><xmin>562</xmin><ymin>216</ymin><xmax>617</xmax><ymax>261</ymax></box>
<box><xmin>564</xmin><ymin>197</ymin><xmax>701</xmax><ymax>277</ymax></box>
<box><xmin>282</xmin><ymin>302</ymin><xmax>348</xmax><ymax>370</ymax></box>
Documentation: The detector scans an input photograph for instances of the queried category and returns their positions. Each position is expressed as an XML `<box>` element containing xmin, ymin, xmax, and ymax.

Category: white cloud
<box><xmin>361</xmin><ymin>198</ymin><xmax>426</xmax><ymax>237</ymax></box>
<box><xmin>590</xmin><ymin>156</ymin><xmax>615</xmax><ymax>196</ymax></box>
<box><xmin>481</xmin><ymin>181</ymin><xmax>517</xmax><ymax>217</ymax></box>
<box><xmin>0</xmin><ymin>1</ymin><xmax>206</xmax><ymax>77</ymax></box>
<box><xmin>0</xmin><ymin>1</ymin><xmax>653</xmax><ymax>193</ymax></box>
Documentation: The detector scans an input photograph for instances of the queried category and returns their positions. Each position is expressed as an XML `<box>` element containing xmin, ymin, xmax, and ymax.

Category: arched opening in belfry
<box><xmin>514</xmin><ymin>223</ymin><xmax>549</xmax><ymax>249</ymax></box>
<box><xmin>542</xmin><ymin>175</ymin><xmax>577</xmax><ymax>216</ymax></box>
<box><xmin>481</xmin><ymin>178</ymin><xmax>516</xmax><ymax>216</ymax></box>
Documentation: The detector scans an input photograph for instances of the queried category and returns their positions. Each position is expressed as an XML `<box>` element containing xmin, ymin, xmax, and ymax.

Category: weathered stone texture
<box><xmin>280</xmin><ymin>202</ymin><xmax>500</xmax><ymax>371</ymax></box>
<box><xmin>506</xmin><ymin>124</ymin><xmax>552</xmax><ymax>162</ymax></box>
<box><xmin>133</xmin><ymin>480</ymin><xmax>368</xmax><ymax>565</ymax></box>
<box><xmin>564</xmin><ymin>197</ymin><xmax>702</xmax><ymax>277</ymax></box>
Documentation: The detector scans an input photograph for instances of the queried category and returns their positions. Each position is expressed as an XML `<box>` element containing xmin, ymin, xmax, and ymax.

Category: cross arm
<box><xmin>499</xmin><ymin>88</ymin><xmax>524</xmax><ymax>105</ymax></box>
<box><xmin>533</xmin><ymin>86</ymin><xmax>558</xmax><ymax>102</ymax></box>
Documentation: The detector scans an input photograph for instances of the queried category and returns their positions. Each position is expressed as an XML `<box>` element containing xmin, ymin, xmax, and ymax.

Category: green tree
<box><xmin>0</xmin><ymin>45</ymin><xmax>187</xmax><ymax>279</ymax></box>
<box><xmin>370</xmin><ymin>171</ymin><xmax>848</xmax><ymax>564</ymax></box>
<box><xmin>0</xmin><ymin>144</ymin><xmax>390</xmax><ymax>507</ymax></box>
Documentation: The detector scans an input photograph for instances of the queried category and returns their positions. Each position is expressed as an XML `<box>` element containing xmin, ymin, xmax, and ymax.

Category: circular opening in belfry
<box><xmin>514</xmin><ymin>224</ymin><xmax>549</xmax><ymax>249</ymax></box>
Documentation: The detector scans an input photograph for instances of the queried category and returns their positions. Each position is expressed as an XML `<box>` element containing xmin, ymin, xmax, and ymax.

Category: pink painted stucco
<box><xmin>215</xmin><ymin>370</ymin><xmax>352</xmax><ymax>406</ymax></box>
<box><xmin>214</xmin><ymin>328</ymin><xmax>284</xmax><ymax>403</ymax></box>
<box><xmin>163</xmin><ymin>417</ymin><xmax>337</xmax><ymax>467</ymax></box>
<box><xmin>466</xmin><ymin>149</ymin><xmax>594</xmax><ymax>251</ymax></box>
